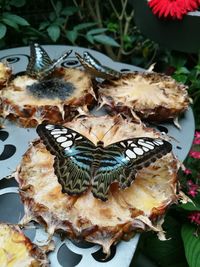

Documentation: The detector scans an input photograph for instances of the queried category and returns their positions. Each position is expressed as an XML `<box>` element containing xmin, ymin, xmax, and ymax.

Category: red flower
<box><xmin>189</xmin><ymin>150</ymin><xmax>200</xmax><ymax>159</ymax></box>
<box><xmin>148</xmin><ymin>0</ymin><xmax>199</xmax><ymax>20</ymax></box>
<box><xmin>188</xmin><ymin>211</ymin><xmax>200</xmax><ymax>225</ymax></box>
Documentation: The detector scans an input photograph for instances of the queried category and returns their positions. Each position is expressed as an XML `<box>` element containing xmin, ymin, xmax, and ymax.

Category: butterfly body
<box><xmin>36</xmin><ymin>124</ymin><xmax>172</xmax><ymax>201</ymax></box>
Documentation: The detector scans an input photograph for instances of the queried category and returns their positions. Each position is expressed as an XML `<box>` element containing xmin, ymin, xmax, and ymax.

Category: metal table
<box><xmin>0</xmin><ymin>45</ymin><xmax>195</xmax><ymax>267</ymax></box>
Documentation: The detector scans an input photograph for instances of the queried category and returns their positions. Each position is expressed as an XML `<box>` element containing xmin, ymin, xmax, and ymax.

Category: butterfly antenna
<box><xmin>80</xmin><ymin>121</ymin><xmax>100</xmax><ymax>140</ymax></box>
<box><xmin>100</xmin><ymin>118</ymin><xmax>120</xmax><ymax>141</ymax></box>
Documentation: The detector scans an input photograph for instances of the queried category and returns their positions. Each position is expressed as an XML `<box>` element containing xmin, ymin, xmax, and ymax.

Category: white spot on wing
<box><xmin>120</xmin><ymin>142</ymin><xmax>126</xmax><ymax>148</ymax></box>
<box><xmin>154</xmin><ymin>139</ymin><xmax>164</xmax><ymax>145</ymax></box>
<box><xmin>57</xmin><ymin>136</ymin><xmax>67</xmax><ymax>143</ymax></box>
<box><xmin>61</xmin><ymin>140</ymin><xmax>73</xmax><ymax>148</ymax></box>
<box><xmin>45</xmin><ymin>125</ymin><xmax>54</xmax><ymax>130</ymax></box>
<box><xmin>133</xmin><ymin>147</ymin><xmax>144</xmax><ymax>155</ymax></box>
<box><xmin>51</xmin><ymin>130</ymin><xmax>67</xmax><ymax>135</ymax></box>
<box><xmin>53</xmin><ymin>134</ymin><xmax>60</xmax><ymax>138</ymax></box>
<box><xmin>76</xmin><ymin>136</ymin><xmax>83</xmax><ymax>140</ymax></box>
<box><xmin>126</xmin><ymin>149</ymin><xmax>136</xmax><ymax>159</ymax></box>
<box><xmin>138</xmin><ymin>140</ymin><xmax>154</xmax><ymax>150</ymax></box>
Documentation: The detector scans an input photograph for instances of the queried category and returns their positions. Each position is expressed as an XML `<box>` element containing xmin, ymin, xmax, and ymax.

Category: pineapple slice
<box><xmin>0</xmin><ymin>223</ymin><xmax>49</xmax><ymax>267</ymax></box>
<box><xmin>98</xmin><ymin>72</ymin><xmax>190</xmax><ymax>122</ymax></box>
<box><xmin>0</xmin><ymin>67</ymin><xmax>95</xmax><ymax>127</ymax></box>
<box><xmin>15</xmin><ymin>115</ymin><xmax>180</xmax><ymax>254</ymax></box>
<box><xmin>0</xmin><ymin>62</ymin><xmax>11</xmax><ymax>89</ymax></box>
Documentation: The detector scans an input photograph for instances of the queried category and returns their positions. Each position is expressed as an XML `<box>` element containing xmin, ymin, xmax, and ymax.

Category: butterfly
<box><xmin>75</xmin><ymin>51</ymin><xmax>121</xmax><ymax>80</ymax></box>
<box><xmin>36</xmin><ymin>123</ymin><xmax>172</xmax><ymax>201</ymax></box>
<box><xmin>26</xmin><ymin>43</ymin><xmax>72</xmax><ymax>79</ymax></box>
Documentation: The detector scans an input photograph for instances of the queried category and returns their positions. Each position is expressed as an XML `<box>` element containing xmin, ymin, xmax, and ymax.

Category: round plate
<box><xmin>0</xmin><ymin>45</ymin><xmax>195</xmax><ymax>267</ymax></box>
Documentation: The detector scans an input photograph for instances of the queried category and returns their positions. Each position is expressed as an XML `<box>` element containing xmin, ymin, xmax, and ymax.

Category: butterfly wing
<box><xmin>36</xmin><ymin>124</ymin><xmax>95</xmax><ymax>196</ymax></box>
<box><xmin>26</xmin><ymin>43</ymin><xmax>53</xmax><ymax>78</ymax></box>
<box><xmin>26</xmin><ymin>44</ymin><xmax>72</xmax><ymax>79</ymax></box>
<box><xmin>75</xmin><ymin>51</ymin><xmax>121</xmax><ymax>79</ymax></box>
<box><xmin>92</xmin><ymin>137</ymin><xmax>172</xmax><ymax>201</ymax></box>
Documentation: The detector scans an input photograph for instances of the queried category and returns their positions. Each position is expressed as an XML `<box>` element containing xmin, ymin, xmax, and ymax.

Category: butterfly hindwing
<box><xmin>92</xmin><ymin>137</ymin><xmax>172</xmax><ymax>201</ymax></box>
<box><xmin>36</xmin><ymin>124</ymin><xmax>95</xmax><ymax>195</ymax></box>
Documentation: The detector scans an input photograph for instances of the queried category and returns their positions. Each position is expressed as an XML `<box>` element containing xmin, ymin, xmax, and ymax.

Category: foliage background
<box><xmin>1</xmin><ymin>1</ymin><xmax>200</xmax><ymax>267</ymax></box>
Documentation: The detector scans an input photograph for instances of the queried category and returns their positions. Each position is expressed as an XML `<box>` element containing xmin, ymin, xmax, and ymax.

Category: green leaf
<box><xmin>55</xmin><ymin>1</ymin><xmax>62</xmax><ymax>14</ymax></box>
<box><xmin>85</xmin><ymin>34</ymin><xmax>94</xmax><ymax>44</ymax></box>
<box><xmin>2</xmin><ymin>18</ymin><xmax>19</xmax><ymax>30</ymax></box>
<box><xmin>47</xmin><ymin>25</ymin><xmax>60</xmax><ymax>42</ymax></box>
<box><xmin>65</xmin><ymin>30</ymin><xmax>78</xmax><ymax>44</ymax></box>
<box><xmin>181</xmin><ymin>223</ymin><xmax>200</xmax><ymax>267</ymax></box>
<box><xmin>39</xmin><ymin>21</ymin><xmax>50</xmax><ymax>31</ymax></box>
<box><xmin>179</xmin><ymin>202</ymin><xmax>200</xmax><ymax>211</ymax></box>
<box><xmin>93</xmin><ymin>34</ymin><xmax>120</xmax><ymax>47</ymax></box>
<box><xmin>0</xmin><ymin>23</ymin><xmax>7</xmax><ymax>39</ymax></box>
<box><xmin>61</xmin><ymin>6</ymin><xmax>79</xmax><ymax>16</ymax></box>
<box><xmin>179</xmin><ymin>195</ymin><xmax>200</xmax><ymax>211</ymax></box>
<box><xmin>49</xmin><ymin>12</ymin><xmax>56</xmax><ymax>22</ymax></box>
<box><xmin>175</xmin><ymin>67</ymin><xmax>190</xmax><ymax>75</ymax></box>
<box><xmin>9</xmin><ymin>0</ymin><xmax>26</xmax><ymax>7</ymax></box>
<box><xmin>3</xmin><ymin>13</ymin><xmax>29</xmax><ymax>26</ymax></box>
<box><xmin>173</xmin><ymin>74</ymin><xmax>188</xmax><ymax>83</ymax></box>
<box><xmin>140</xmin><ymin>215</ymin><xmax>189</xmax><ymax>267</ymax></box>
<box><xmin>86</xmin><ymin>28</ymin><xmax>107</xmax><ymax>35</ymax></box>
<box><xmin>74</xmin><ymin>22</ymin><xmax>97</xmax><ymax>31</ymax></box>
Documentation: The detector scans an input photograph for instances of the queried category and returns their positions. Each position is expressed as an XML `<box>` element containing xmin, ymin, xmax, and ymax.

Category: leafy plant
<box><xmin>0</xmin><ymin>0</ymin><xmax>29</xmax><ymax>47</ymax></box>
<box><xmin>132</xmin><ymin>132</ymin><xmax>200</xmax><ymax>267</ymax></box>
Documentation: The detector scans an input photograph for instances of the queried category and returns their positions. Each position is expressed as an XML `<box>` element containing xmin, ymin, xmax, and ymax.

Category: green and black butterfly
<box><xmin>36</xmin><ymin>123</ymin><xmax>172</xmax><ymax>201</ymax></box>
<box><xmin>26</xmin><ymin>43</ymin><xmax>72</xmax><ymax>79</ymax></box>
<box><xmin>75</xmin><ymin>51</ymin><xmax>121</xmax><ymax>79</ymax></box>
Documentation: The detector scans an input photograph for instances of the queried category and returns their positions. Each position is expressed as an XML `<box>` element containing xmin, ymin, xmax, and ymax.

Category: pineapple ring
<box><xmin>0</xmin><ymin>67</ymin><xmax>95</xmax><ymax>127</ymax></box>
<box><xmin>98</xmin><ymin>72</ymin><xmax>190</xmax><ymax>122</ymax></box>
<box><xmin>0</xmin><ymin>223</ymin><xmax>49</xmax><ymax>267</ymax></box>
<box><xmin>15</xmin><ymin>115</ymin><xmax>179</xmax><ymax>254</ymax></box>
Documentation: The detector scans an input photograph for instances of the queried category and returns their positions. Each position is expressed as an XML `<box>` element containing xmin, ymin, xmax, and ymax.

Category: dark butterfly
<box><xmin>26</xmin><ymin>43</ymin><xmax>72</xmax><ymax>79</ymax></box>
<box><xmin>36</xmin><ymin>124</ymin><xmax>172</xmax><ymax>201</ymax></box>
<box><xmin>75</xmin><ymin>51</ymin><xmax>121</xmax><ymax>79</ymax></box>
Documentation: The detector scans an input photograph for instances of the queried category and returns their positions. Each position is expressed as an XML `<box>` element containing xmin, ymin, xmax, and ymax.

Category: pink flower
<box><xmin>188</xmin><ymin>211</ymin><xmax>200</xmax><ymax>225</ymax></box>
<box><xmin>195</xmin><ymin>131</ymin><xmax>200</xmax><ymax>139</ymax></box>
<box><xmin>148</xmin><ymin>0</ymin><xmax>199</xmax><ymax>20</ymax></box>
<box><xmin>193</xmin><ymin>139</ymin><xmax>200</xmax><ymax>145</ymax></box>
<box><xmin>189</xmin><ymin>151</ymin><xmax>200</xmax><ymax>159</ymax></box>
<box><xmin>187</xmin><ymin>180</ymin><xmax>199</xmax><ymax>197</ymax></box>
<box><xmin>184</xmin><ymin>168</ymin><xmax>192</xmax><ymax>175</ymax></box>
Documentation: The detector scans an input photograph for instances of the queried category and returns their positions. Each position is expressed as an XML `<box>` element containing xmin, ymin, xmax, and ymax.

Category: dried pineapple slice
<box><xmin>98</xmin><ymin>72</ymin><xmax>190</xmax><ymax>122</ymax></box>
<box><xmin>0</xmin><ymin>67</ymin><xmax>95</xmax><ymax>127</ymax></box>
<box><xmin>0</xmin><ymin>62</ymin><xmax>11</xmax><ymax>89</ymax></box>
<box><xmin>15</xmin><ymin>115</ymin><xmax>180</xmax><ymax>254</ymax></box>
<box><xmin>0</xmin><ymin>223</ymin><xmax>49</xmax><ymax>267</ymax></box>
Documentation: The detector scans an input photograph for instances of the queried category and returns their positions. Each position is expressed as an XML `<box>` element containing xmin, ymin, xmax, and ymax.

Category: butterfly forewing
<box><xmin>92</xmin><ymin>137</ymin><xmax>172</xmax><ymax>201</ymax></box>
<box><xmin>36</xmin><ymin>124</ymin><xmax>95</xmax><ymax>195</ymax></box>
<box><xmin>26</xmin><ymin>43</ymin><xmax>52</xmax><ymax>77</ymax></box>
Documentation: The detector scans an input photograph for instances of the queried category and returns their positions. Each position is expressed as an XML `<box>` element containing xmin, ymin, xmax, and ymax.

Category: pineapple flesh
<box><xmin>0</xmin><ymin>223</ymin><xmax>49</xmax><ymax>267</ymax></box>
<box><xmin>15</xmin><ymin>115</ymin><xmax>180</xmax><ymax>254</ymax></box>
<box><xmin>0</xmin><ymin>67</ymin><xmax>95</xmax><ymax>127</ymax></box>
<box><xmin>98</xmin><ymin>72</ymin><xmax>190</xmax><ymax>122</ymax></box>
